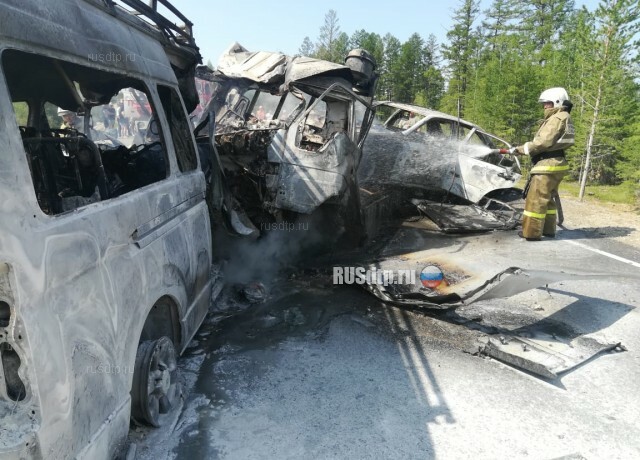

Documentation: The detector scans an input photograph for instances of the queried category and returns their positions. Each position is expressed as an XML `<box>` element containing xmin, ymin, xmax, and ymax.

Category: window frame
<box><xmin>1</xmin><ymin>48</ymin><xmax>178</xmax><ymax>217</ymax></box>
<box><xmin>157</xmin><ymin>84</ymin><xmax>199</xmax><ymax>173</ymax></box>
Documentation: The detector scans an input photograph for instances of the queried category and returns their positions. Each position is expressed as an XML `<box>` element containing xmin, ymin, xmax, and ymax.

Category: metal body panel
<box><xmin>0</xmin><ymin>1</ymin><xmax>211</xmax><ymax>458</ymax></box>
<box><xmin>450</xmin><ymin>154</ymin><xmax>521</xmax><ymax>203</ymax></box>
<box><xmin>267</xmin><ymin>130</ymin><xmax>357</xmax><ymax>214</ymax></box>
<box><xmin>216</xmin><ymin>43</ymin><xmax>287</xmax><ymax>84</ymax></box>
<box><xmin>360</xmin><ymin>102</ymin><xmax>521</xmax><ymax>204</ymax></box>
<box><xmin>216</xmin><ymin>43</ymin><xmax>354</xmax><ymax>89</ymax></box>
<box><xmin>0</xmin><ymin>167</ymin><xmax>212</xmax><ymax>459</ymax></box>
<box><xmin>0</xmin><ymin>0</ymin><xmax>177</xmax><ymax>85</ymax></box>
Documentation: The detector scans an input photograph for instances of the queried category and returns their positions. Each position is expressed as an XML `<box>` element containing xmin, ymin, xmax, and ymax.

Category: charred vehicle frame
<box><xmin>358</xmin><ymin>102</ymin><xmax>525</xmax><ymax>232</ymax></box>
<box><xmin>360</xmin><ymin>101</ymin><xmax>522</xmax><ymax>203</ymax></box>
<box><xmin>0</xmin><ymin>1</ymin><xmax>216</xmax><ymax>458</ymax></box>
<box><xmin>193</xmin><ymin>45</ymin><xmax>378</xmax><ymax>241</ymax></box>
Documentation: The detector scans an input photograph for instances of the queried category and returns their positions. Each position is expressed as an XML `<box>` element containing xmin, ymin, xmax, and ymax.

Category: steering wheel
<box><xmin>49</xmin><ymin>128</ymin><xmax>87</xmax><ymax>138</ymax></box>
<box><xmin>129</xmin><ymin>141</ymin><xmax>162</xmax><ymax>157</ymax></box>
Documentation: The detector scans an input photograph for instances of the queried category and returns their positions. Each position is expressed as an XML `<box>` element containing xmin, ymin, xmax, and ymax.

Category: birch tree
<box><xmin>578</xmin><ymin>0</ymin><xmax>639</xmax><ymax>200</ymax></box>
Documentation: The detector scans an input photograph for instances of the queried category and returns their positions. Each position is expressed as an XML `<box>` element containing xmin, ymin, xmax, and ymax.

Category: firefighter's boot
<box><xmin>542</xmin><ymin>206</ymin><xmax>557</xmax><ymax>237</ymax></box>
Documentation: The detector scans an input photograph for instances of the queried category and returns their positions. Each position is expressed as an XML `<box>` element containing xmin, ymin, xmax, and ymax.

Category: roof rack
<box><xmin>103</xmin><ymin>0</ymin><xmax>196</xmax><ymax>49</ymax></box>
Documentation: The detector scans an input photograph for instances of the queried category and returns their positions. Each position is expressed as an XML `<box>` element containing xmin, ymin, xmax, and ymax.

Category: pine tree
<box><xmin>415</xmin><ymin>35</ymin><xmax>445</xmax><ymax>109</ymax></box>
<box><xmin>556</xmin><ymin>7</ymin><xmax>596</xmax><ymax>179</ymax></box>
<box><xmin>393</xmin><ymin>33</ymin><xmax>427</xmax><ymax>103</ymax></box>
<box><xmin>441</xmin><ymin>0</ymin><xmax>481</xmax><ymax>117</ymax></box>
<box><xmin>349</xmin><ymin>30</ymin><xmax>384</xmax><ymax>70</ymax></box>
<box><xmin>332</xmin><ymin>32</ymin><xmax>350</xmax><ymax>63</ymax></box>
<box><xmin>298</xmin><ymin>36</ymin><xmax>316</xmax><ymax>57</ymax></box>
<box><xmin>523</xmin><ymin>0</ymin><xmax>575</xmax><ymax>54</ymax></box>
<box><xmin>481</xmin><ymin>0</ymin><xmax>521</xmax><ymax>51</ymax></box>
<box><xmin>315</xmin><ymin>10</ymin><xmax>343</xmax><ymax>63</ymax></box>
<box><xmin>618</xmin><ymin>112</ymin><xmax>640</xmax><ymax>183</ymax></box>
<box><xmin>378</xmin><ymin>33</ymin><xmax>401</xmax><ymax>100</ymax></box>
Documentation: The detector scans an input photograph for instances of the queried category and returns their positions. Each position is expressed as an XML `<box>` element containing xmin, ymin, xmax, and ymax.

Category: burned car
<box><xmin>358</xmin><ymin>102</ymin><xmax>523</xmax><ymax>232</ymax></box>
<box><xmin>193</xmin><ymin>45</ymin><xmax>377</xmax><ymax>240</ymax></box>
<box><xmin>359</xmin><ymin>102</ymin><xmax>522</xmax><ymax>203</ymax></box>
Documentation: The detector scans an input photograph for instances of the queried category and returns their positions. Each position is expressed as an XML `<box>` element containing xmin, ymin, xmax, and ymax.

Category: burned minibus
<box><xmin>192</xmin><ymin>45</ymin><xmax>377</xmax><ymax>241</ymax></box>
<box><xmin>0</xmin><ymin>0</ymin><xmax>214</xmax><ymax>458</ymax></box>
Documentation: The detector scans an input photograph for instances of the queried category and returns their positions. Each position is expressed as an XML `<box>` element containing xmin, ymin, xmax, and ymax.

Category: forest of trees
<box><xmin>299</xmin><ymin>0</ymin><xmax>640</xmax><ymax>197</ymax></box>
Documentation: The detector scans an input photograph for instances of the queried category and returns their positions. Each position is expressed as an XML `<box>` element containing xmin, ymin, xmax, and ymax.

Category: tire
<box><xmin>131</xmin><ymin>336</ymin><xmax>180</xmax><ymax>427</ymax></box>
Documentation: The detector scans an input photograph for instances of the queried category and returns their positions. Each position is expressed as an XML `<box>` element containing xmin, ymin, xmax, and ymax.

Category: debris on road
<box><xmin>483</xmin><ymin>334</ymin><xmax>623</xmax><ymax>379</ymax></box>
<box><xmin>412</xmin><ymin>198</ymin><xmax>521</xmax><ymax>233</ymax></box>
<box><xmin>363</xmin><ymin>265</ymin><xmax>640</xmax><ymax>310</ymax></box>
<box><xmin>241</xmin><ymin>282</ymin><xmax>268</xmax><ymax>304</ymax></box>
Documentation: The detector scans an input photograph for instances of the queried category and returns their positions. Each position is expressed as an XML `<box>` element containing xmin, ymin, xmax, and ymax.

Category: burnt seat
<box><xmin>20</xmin><ymin>129</ymin><xmax>109</xmax><ymax>214</ymax></box>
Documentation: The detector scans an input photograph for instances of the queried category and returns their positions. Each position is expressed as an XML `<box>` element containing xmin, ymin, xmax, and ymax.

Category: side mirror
<box><xmin>148</xmin><ymin>118</ymin><xmax>159</xmax><ymax>136</ymax></box>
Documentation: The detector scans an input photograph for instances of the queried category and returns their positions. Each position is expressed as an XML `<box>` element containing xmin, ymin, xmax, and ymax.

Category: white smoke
<box><xmin>218</xmin><ymin>212</ymin><xmax>329</xmax><ymax>286</ymax></box>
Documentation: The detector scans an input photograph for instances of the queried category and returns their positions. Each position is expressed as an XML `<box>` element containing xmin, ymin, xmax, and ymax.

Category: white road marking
<box><xmin>563</xmin><ymin>238</ymin><xmax>640</xmax><ymax>269</ymax></box>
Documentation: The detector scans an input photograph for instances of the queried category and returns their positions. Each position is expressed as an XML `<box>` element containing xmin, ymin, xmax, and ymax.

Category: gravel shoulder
<box><xmin>558</xmin><ymin>192</ymin><xmax>640</xmax><ymax>248</ymax></box>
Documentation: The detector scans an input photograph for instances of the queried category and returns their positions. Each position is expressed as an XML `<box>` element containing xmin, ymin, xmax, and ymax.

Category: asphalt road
<box><xmin>129</xmin><ymin>221</ymin><xmax>640</xmax><ymax>460</ymax></box>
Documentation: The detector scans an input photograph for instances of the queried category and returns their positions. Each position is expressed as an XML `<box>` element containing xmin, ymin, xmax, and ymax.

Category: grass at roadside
<box><xmin>515</xmin><ymin>178</ymin><xmax>639</xmax><ymax>209</ymax></box>
<box><xmin>559</xmin><ymin>181</ymin><xmax>638</xmax><ymax>206</ymax></box>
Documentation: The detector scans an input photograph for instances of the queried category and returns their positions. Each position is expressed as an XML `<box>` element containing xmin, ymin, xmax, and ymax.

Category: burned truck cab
<box><xmin>194</xmin><ymin>45</ymin><xmax>377</xmax><ymax>240</ymax></box>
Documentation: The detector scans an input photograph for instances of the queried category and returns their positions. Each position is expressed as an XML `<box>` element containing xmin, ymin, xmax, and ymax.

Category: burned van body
<box><xmin>194</xmin><ymin>45</ymin><xmax>377</xmax><ymax>239</ymax></box>
<box><xmin>0</xmin><ymin>1</ymin><xmax>214</xmax><ymax>458</ymax></box>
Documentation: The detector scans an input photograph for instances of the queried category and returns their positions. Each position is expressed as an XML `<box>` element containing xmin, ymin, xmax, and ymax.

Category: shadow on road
<box><xmin>382</xmin><ymin>306</ymin><xmax>456</xmax><ymax>425</ymax></box>
<box><xmin>558</xmin><ymin>226</ymin><xmax>635</xmax><ymax>240</ymax></box>
<box><xmin>140</xmin><ymin>280</ymin><xmax>453</xmax><ymax>459</ymax></box>
<box><xmin>541</xmin><ymin>288</ymin><xmax>635</xmax><ymax>335</ymax></box>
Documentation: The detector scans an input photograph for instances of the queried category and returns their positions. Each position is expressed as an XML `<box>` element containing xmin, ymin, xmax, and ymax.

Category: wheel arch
<box><xmin>138</xmin><ymin>295</ymin><xmax>183</xmax><ymax>349</ymax></box>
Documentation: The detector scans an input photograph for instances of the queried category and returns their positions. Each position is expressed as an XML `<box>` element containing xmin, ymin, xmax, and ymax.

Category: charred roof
<box><xmin>0</xmin><ymin>0</ymin><xmax>202</xmax><ymax>110</ymax></box>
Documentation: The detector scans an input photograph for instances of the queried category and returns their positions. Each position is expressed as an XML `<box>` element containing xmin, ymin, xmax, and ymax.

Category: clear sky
<box><xmin>170</xmin><ymin>0</ymin><xmax>602</xmax><ymax>66</ymax></box>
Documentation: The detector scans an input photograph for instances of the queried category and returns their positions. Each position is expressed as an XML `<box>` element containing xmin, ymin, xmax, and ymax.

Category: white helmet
<box><xmin>57</xmin><ymin>107</ymin><xmax>73</xmax><ymax>116</ymax></box>
<box><xmin>538</xmin><ymin>87</ymin><xmax>569</xmax><ymax>108</ymax></box>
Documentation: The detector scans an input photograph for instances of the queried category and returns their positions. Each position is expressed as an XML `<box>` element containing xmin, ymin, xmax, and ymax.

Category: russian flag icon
<box><xmin>420</xmin><ymin>265</ymin><xmax>444</xmax><ymax>288</ymax></box>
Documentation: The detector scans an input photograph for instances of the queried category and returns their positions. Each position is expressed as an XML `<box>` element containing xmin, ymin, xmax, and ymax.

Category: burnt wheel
<box><xmin>131</xmin><ymin>336</ymin><xmax>180</xmax><ymax>427</ymax></box>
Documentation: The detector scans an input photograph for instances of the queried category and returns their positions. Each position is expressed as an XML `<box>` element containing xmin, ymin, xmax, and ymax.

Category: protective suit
<box><xmin>515</xmin><ymin>87</ymin><xmax>574</xmax><ymax>240</ymax></box>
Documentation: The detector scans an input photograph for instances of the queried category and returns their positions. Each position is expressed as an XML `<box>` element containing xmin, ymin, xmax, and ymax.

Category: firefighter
<box><xmin>512</xmin><ymin>87</ymin><xmax>574</xmax><ymax>241</ymax></box>
<box><xmin>58</xmin><ymin>107</ymin><xmax>83</xmax><ymax>131</ymax></box>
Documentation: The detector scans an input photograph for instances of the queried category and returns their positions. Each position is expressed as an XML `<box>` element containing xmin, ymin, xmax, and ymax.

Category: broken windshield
<box><xmin>295</xmin><ymin>82</ymin><xmax>374</xmax><ymax>149</ymax></box>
